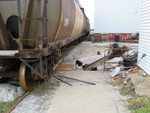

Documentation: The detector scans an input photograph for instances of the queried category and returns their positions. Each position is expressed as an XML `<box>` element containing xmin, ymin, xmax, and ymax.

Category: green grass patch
<box><xmin>127</xmin><ymin>97</ymin><xmax>150</xmax><ymax>113</ymax></box>
<box><xmin>34</xmin><ymin>80</ymin><xmax>51</xmax><ymax>95</ymax></box>
<box><xmin>109</xmin><ymin>78</ymin><xmax>124</xmax><ymax>86</ymax></box>
<box><xmin>109</xmin><ymin>78</ymin><xmax>135</xmax><ymax>96</ymax></box>
<box><xmin>33</xmin><ymin>79</ymin><xmax>60</xmax><ymax>96</ymax></box>
<box><xmin>0</xmin><ymin>99</ymin><xmax>17</xmax><ymax>113</ymax></box>
<box><xmin>120</xmin><ymin>83</ymin><xmax>135</xmax><ymax>96</ymax></box>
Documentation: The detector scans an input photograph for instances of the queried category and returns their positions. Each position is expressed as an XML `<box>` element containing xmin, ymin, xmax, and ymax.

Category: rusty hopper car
<box><xmin>0</xmin><ymin>0</ymin><xmax>90</xmax><ymax>90</ymax></box>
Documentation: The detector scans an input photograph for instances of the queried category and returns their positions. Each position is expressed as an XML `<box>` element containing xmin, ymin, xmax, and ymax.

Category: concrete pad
<box><xmin>46</xmin><ymin>71</ymin><xmax>129</xmax><ymax>113</ymax></box>
<box><xmin>46</xmin><ymin>83</ymin><xmax>129</xmax><ymax>113</ymax></box>
<box><xmin>47</xmin><ymin>85</ymin><xmax>119</xmax><ymax>113</ymax></box>
<box><xmin>59</xmin><ymin>70</ymin><xmax>109</xmax><ymax>84</ymax></box>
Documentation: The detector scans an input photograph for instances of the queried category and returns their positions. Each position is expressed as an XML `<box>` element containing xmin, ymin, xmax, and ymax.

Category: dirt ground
<box><xmin>11</xmin><ymin>42</ymin><xmax>139</xmax><ymax>113</ymax></box>
<box><xmin>128</xmin><ymin>70</ymin><xmax>150</xmax><ymax>97</ymax></box>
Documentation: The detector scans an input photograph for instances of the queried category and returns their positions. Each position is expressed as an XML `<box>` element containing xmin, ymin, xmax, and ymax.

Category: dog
<box><xmin>75</xmin><ymin>60</ymin><xmax>84</xmax><ymax>69</ymax></box>
<box><xmin>75</xmin><ymin>60</ymin><xmax>90</xmax><ymax>70</ymax></box>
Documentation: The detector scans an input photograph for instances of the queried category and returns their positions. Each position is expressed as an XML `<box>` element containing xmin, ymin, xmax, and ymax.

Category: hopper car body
<box><xmin>0</xmin><ymin>0</ymin><xmax>90</xmax><ymax>90</ymax></box>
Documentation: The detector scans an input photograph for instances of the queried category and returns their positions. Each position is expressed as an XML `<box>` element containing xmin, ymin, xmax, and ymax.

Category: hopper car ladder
<box><xmin>0</xmin><ymin>0</ymin><xmax>51</xmax><ymax>90</ymax></box>
<box><xmin>17</xmin><ymin>0</ymin><xmax>50</xmax><ymax>90</ymax></box>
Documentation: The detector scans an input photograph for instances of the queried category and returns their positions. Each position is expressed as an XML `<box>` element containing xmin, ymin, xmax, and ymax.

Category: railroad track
<box><xmin>6</xmin><ymin>91</ymin><xmax>30</xmax><ymax>113</ymax></box>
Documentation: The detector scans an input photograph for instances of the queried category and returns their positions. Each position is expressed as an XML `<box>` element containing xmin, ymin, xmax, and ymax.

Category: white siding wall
<box><xmin>138</xmin><ymin>0</ymin><xmax>150</xmax><ymax>74</ymax></box>
<box><xmin>94</xmin><ymin>0</ymin><xmax>141</xmax><ymax>33</ymax></box>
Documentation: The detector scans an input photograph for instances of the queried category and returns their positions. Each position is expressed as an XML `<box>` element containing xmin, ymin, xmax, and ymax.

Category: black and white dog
<box><xmin>75</xmin><ymin>60</ymin><xmax>84</xmax><ymax>69</ymax></box>
<box><xmin>75</xmin><ymin>60</ymin><xmax>98</xmax><ymax>70</ymax></box>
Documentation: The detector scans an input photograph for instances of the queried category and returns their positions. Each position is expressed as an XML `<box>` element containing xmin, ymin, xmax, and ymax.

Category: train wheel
<box><xmin>19</xmin><ymin>63</ymin><xmax>35</xmax><ymax>90</ymax></box>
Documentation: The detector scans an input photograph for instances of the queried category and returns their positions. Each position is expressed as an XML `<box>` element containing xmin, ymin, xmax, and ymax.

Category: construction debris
<box><xmin>109</xmin><ymin>67</ymin><xmax>121</xmax><ymax>77</ymax></box>
<box><xmin>123</xmin><ymin>77</ymin><xmax>131</xmax><ymax>85</ymax></box>
<box><xmin>142</xmin><ymin>73</ymin><xmax>149</xmax><ymax>77</ymax></box>
<box><xmin>122</xmin><ymin>49</ymin><xmax>138</xmax><ymax>67</ymax></box>
<box><xmin>82</xmin><ymin>43</ymin><xmax>128</xmax><ymax>71</ymax></box>
<box><xmin>108</xmin><ymin>43</ymin><xmax>128</xmax><ymax>59</ymax></box>
<box><xmin>114</xmin><ymin>70</ymin><xmax>139</xmax><ymax>79</ymax></box>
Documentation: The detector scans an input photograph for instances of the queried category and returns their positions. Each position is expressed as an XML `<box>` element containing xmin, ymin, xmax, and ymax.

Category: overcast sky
<box><xmin>79</xmin><ymin>0</ymin><xmax>94</xmax><ymax>29</ymax></box>
<box><xmin>79</xmin><ymin>0</ymin><xmax>141</xmax><ymax>32</ymax></box>
<box><xmin>94</xmin><ymin>0</ymin><xmax>141</xmax><ymax>33</ymax></box>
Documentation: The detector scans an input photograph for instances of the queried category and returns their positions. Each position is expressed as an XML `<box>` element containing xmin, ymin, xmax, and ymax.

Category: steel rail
<box><xmin>6</xmin><ymin>91</ymin><xmax>30</xmax><ymax>113</ymax></box>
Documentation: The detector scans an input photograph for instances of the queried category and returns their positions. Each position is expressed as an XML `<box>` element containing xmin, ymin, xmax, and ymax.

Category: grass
<box><xmin>34</xmin><ymin>80</ymin><xmax>51</xmax><ymax>95</ymax></box>
<box><xmin>109</xmin><ymin>78</ymin><xmax>124</xmax><ymax>86</ymax></box>
<box><xmin>127</xmin><ymin>97</ymin><xmax>150</xmax><ymax>113</ymax></box>
<box><xmin>33</xmin><ymin>79</ymin><xmax>60</xmax><ymax>96</ymax></box>
<box><xmin>0</xmin><ymin>99</ymin><xmax>17</xmax><ymax>113</ymax></box>
<box><xmin>120</xmin><ymin>83</ymin><xmax>135</xmax><ymax>96</ymax></box>
<box><xmin>109</xmin><ymin>78</ymin><xmax>135</xmax><ymax>96</ymax></box>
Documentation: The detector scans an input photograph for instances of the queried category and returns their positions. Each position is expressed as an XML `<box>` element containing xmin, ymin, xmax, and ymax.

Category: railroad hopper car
<box><xmin>0</xmin><ymin>0</ymin><xmax>90</xmax><ymax>90</ymax></box>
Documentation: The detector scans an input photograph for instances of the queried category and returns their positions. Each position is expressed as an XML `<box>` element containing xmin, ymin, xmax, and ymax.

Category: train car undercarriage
<box><xmin>0</xmin><ymin>0</ymin><xmax>89</xmax><ymax>90</ymax></box>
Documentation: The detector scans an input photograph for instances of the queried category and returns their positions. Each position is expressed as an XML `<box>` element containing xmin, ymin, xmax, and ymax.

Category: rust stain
<box><xmin>54</xmin><ymin>13</ymin><xmax>64</xmax><ymax>41</ymax></box>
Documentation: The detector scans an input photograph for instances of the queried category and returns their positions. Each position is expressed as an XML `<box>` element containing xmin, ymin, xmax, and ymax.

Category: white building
<box><xmin>138</xmin><ymin>0</ymin><xmax>150</xmax><ymax>75</ymax></box>
<box><xmin>94</xmin><ymin>0</ymin><xmax>141</xmax><ymax>33</ymax></box>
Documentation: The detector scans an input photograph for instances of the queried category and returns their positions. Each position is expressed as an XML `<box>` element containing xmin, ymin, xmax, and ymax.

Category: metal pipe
<box><xmin>53</xmin><ymin>76</ymin><xmax>72</xmax><ymax>86</ymax></box>
<box><xmin>58</xmin><ymin>75</ymin><xmax>96</xmax><ymax>85</ymax></box>
<box><xmin>0</xmin><ymin>13</ymin><xmax>10</xmax><ymax>49</ymax></box>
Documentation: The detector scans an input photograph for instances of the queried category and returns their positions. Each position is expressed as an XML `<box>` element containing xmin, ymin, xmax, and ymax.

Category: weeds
<box><xmin>120</xmin><ymin>83</ymin><xmax>135</xmax><ymax>96</ymax></box>
<box><xmin>0</xmin><ymin>99</ymin><xmax>17</xmax><ymax>113</ymax></box>
<box><xmin>109</xmin><ymin>78</ymin><xmax>135</xmax><ymax>96</ymax></box>
<box><xmin>127</xmin><ymin>97</ymin><xmax>150</xmax><ymax>113</ymax></box>
<box><xmin>109</xmin><ymin>78</ymin><xmax>124</xmax><ymax>86</ymax></box>
<box><xmin>33</xmin><ymin>79</ymin><xmax>60</xmax><ymax>96</ymax></box>
<box><xmin>34</xmin><ymin>80</ymin><xmax>51</xmax><ymax>95</ymax></box>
